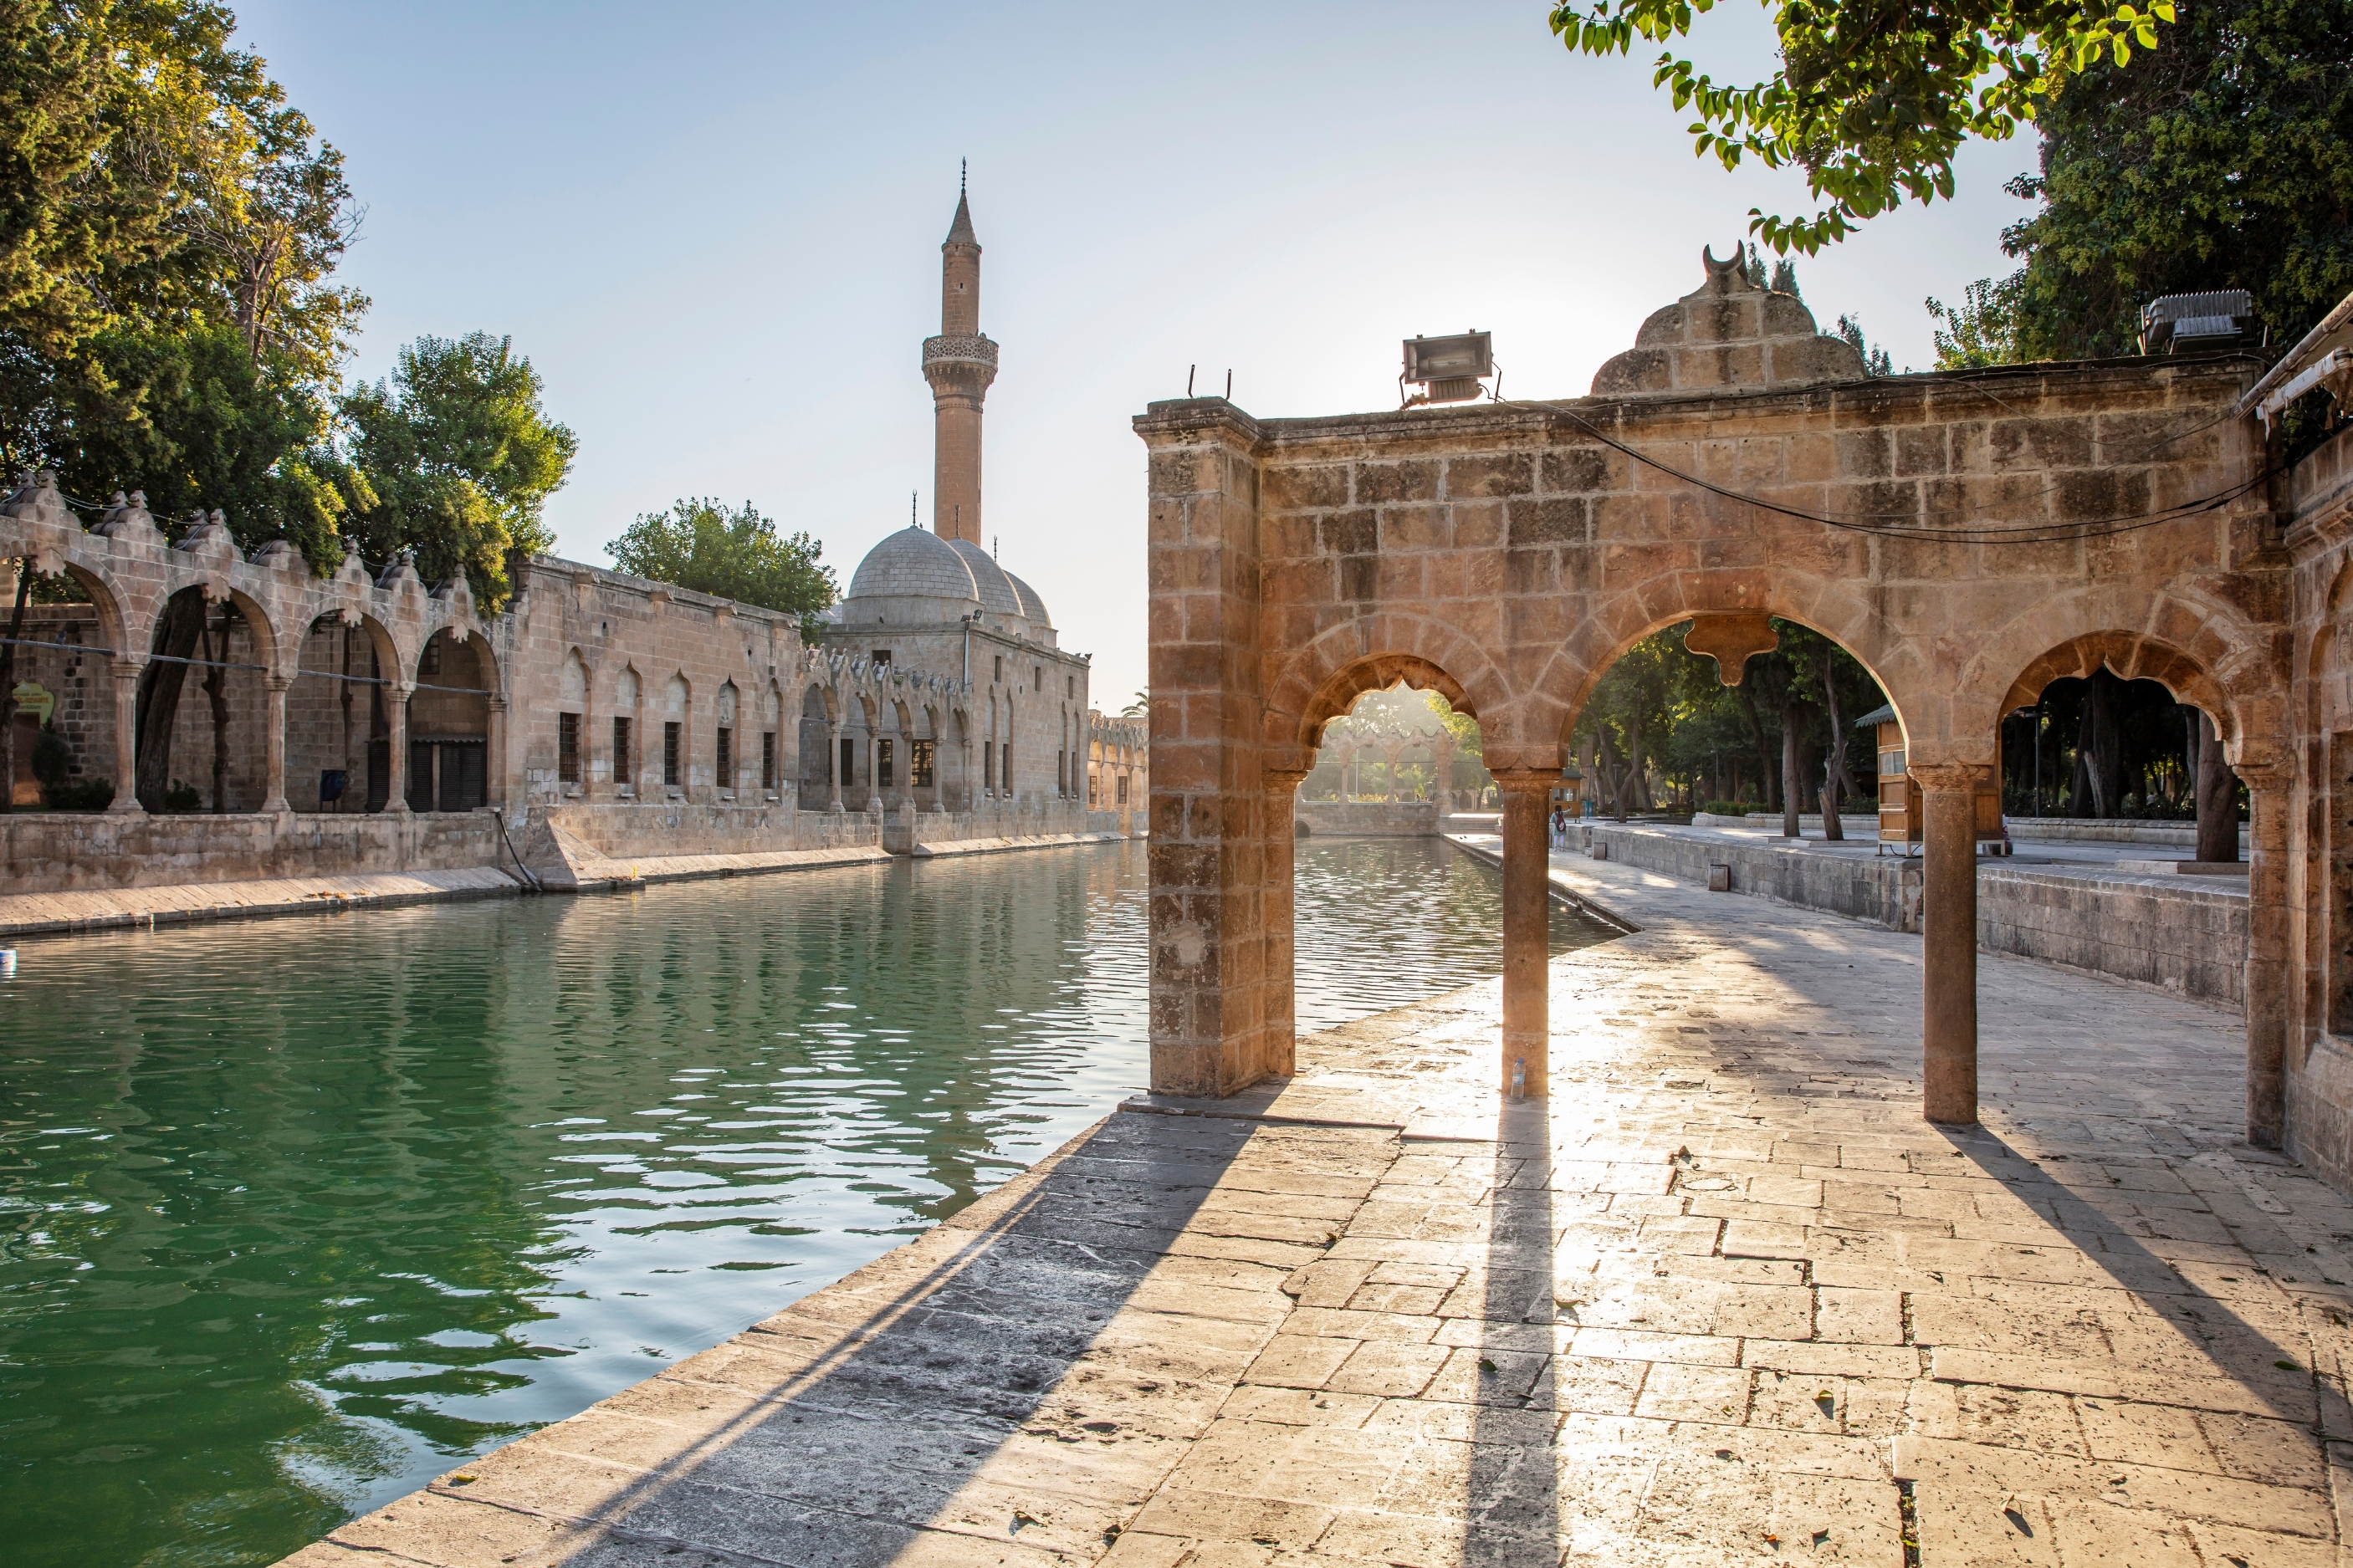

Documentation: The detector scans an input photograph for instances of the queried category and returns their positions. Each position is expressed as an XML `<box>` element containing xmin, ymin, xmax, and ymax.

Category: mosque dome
<box><xmin>946</xmin><ymin>539</ymin><xmax>1030</xmax><ymax>629</ymax></box>
<box><xmin>839</xmin><ymin>525</ymin><xmax>981</xmax><ymax>625</ymax></box>
<box><xmin>1001</xmin><ymin>568</ymin><xmax>1052</xmax><ymax>631</ymax></box>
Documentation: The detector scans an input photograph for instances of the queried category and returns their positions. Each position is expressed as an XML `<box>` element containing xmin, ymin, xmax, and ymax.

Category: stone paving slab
<box><xmin>0</xmin><ymin>865</ymin><xmax>520</xmax><ymax>940</ymax></box>
<box><xmin>279</xmin><ymin>840</ymin><xmax>2350</xmax><ymax>1568</ymax></box>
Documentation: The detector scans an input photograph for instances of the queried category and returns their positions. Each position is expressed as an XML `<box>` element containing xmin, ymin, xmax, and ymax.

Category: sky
<box><xmin>233</xmin><ymin>1</ymin><xmax>2042</xmax><ymax>709</ymax></box>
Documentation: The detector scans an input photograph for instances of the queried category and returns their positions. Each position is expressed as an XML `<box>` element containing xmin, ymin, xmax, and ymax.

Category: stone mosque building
<box><xmin>0</xmin><ymin>181</ymin><xmax>1144</xmax><ymax>899</ymax></box>
<box><xmin>810</xmin><ymin>183</ymin><xmax>1105</xmax><ymax>819</ymax></box>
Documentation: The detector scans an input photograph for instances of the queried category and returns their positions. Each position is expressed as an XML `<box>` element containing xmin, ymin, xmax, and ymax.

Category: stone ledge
<box><xmin>0</xmin><ymin>866</ymin><xmax>521</xmax><ymax>940</ymax></box>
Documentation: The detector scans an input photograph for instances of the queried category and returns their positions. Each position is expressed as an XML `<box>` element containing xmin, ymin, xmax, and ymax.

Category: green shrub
<box><xmin>29</xmin><ymin>721</ymin><xmax>70</xmax><ymax>788</ymax></box>
<box><xmin>161</xmin><ymin>780</ymin><xmax>202</xmax><ymax>814</ymax></box>
<box><xmin>40</xmin><ymin>776</ymin><xmax>114</xmax><ymax>812</ymax></box>
<box><xmin>1702</xmin><ymin>799</ymin><xmax>1750</xmax><ymax>817</ymax></box>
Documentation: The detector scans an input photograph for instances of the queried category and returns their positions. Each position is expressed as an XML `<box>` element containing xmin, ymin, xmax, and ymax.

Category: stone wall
<box><xmin>0</xmin><ymin>809</ymin><xmax>501</xmax><ymax>895</ymax></box>
<box><xmin>1293</xmin><ymin>799</ymin><xmax>1440</xmax><ymax>836</ymax></box>
<box><xmin>1556</xmin><ymin>820</ymin><xmax>2246</xmax><ymax>1004</ymax></box>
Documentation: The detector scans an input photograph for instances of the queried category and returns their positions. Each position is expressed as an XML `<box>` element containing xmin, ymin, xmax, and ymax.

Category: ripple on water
<box><xmin>0</xmin><ymin>835</ymin><xmax>1611</xmax><ymax>1566</ymax></box>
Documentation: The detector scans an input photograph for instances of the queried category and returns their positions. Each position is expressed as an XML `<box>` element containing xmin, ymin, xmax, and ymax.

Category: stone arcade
<box><xmin>1140</xmin><ymin>248</ymin><xmax>2353</xmax><ymax>1188</ymax></box>
<box><xmin>0</xmin><ymin>182</ymin><xmax>1143</xmax><ymax>908</ymax></box>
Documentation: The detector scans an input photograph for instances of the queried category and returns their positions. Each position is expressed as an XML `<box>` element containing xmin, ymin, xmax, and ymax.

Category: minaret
<box><xmin>923</xmin><ymin>165</ymin><xmax>996</xmax><ymax>544</ymax></box>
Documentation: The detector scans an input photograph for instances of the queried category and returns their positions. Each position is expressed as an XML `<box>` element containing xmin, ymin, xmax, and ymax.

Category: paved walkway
<box><xmin>284</xmin><ymin>848</ymin><xmax>2350</xmax><ymax>1568</ymax></box>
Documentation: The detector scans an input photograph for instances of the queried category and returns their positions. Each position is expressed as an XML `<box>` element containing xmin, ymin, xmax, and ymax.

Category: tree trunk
<box><xmin>1737</xmin><ymin>687</ymin><xmax>1778</xmax><ymax>810</ymax></box>
<box><xmin>2195</xmin><ymin>709</ymin><xmax>2238</xmax><ymax>863</ymax></box>
<box><xmin>1627</xmin><ymin>719</ymin><xmax>1649</xmax><ymax>814</ymax></box>
<box><xmin>0</xmin><ymin>562</ymin><xmax>31</xmax><ymax>814</ymax></box>
<box><xmin>1780</xmin><ymin>697</ymin><xmax>1808</xmax><ymax>837</ymax></box>
<box><xmin>136</xmin><ymin>594</ymin><xmax>208</xmax><ymax>810</ymax></box>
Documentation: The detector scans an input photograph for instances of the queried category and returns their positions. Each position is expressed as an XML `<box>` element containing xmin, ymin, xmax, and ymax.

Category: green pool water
<box><xmin>0</xmin><ymin>836</ymin><xmax>1610</xmax><ymax>1565</ymax></box>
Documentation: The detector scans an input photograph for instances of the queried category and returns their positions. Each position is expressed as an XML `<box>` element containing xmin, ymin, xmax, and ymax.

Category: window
<box><xmin>993</xmin><ymin>654</ymin><xmax>1002</xmax><ymax>683</ymax></box>
<box><xmin>421</xmin><ymin>641</ymin><xmax>441</xmax><ymax>678</ymax></box>
<box><xmin>762</xmin><ymin>731</ymin><xmax>777</xmax><ymax>789</ymax></box>
<box><xmin>1117</xmin><ymin>774</ymin><xmax>1128</xmax><ymax>804</ymax></box>
<box><xmin>911</xmin><ymin>739</ymin><xmax>934</xmax><ymax>789</ymax></box>
<box><xmin>877</xmin><ymin>738</ymin><xmax>893</xmax><ymax>789</ymax></box>
<box><xmin>558</xmin><ymin>712</ymin><xmax>581</xmax><ymax>784</ymax></box>
<box><xmin>613</xmin><ymin>717</ymin><xmax>632</xmax><ymax>784</ymax></box>
<box><xmin>1067</xmin><ymin>676</ymin><xmax>1074</xmax><ymax>698</ymax></box>
<box><xmin>840</xmin><ymin>737</ymin><xmax>856</xmax><ymax>787</ymax></box>
<box><xmin>1057</xmin><ymin>751</ymin><xmax>1067</xmax><ymax>795</ymax></box>
<box><xmin>1000</xmin><ymin>743</ymin><xmax>1010</xmax><ymax>790</ymax></box>
<box><xmin>1034</xmin><ymin>665</ymin><xmax>1042</xmax><ymax>689</ymax></box>
<box><xmin>982</xmin><ymin>741</ymin><xmax>993</xmax><ymax>791</ymax></box>
<box><xmin>716</xmin><ymin>726</ymin><xmax>733</xmax><ymax>789</ymax></box>
<box><xmin>663</xmin><ymin>722</ymin><xmax>682</xmax><ymax>785</ymax></box>
<box><xmin>1880</xmin><ymin>748</ymin><xmax>1905</xmax><ymax>778</ymax></box>
<box><xmin>1088</xmin><ymin>769</ymin><xmax>1097</xmax><ymax>805</ymax></box>
<box><xmin>871</xmin><ymin>649</ymin><xmax>891</xmax><ymax>668</ymax></box>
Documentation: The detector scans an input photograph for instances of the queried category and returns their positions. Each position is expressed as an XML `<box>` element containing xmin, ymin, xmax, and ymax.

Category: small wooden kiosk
<box><xmin>1856</xmin><ymin>703</ymin><xmax>2008</xmax><ymax>854</ymax></box>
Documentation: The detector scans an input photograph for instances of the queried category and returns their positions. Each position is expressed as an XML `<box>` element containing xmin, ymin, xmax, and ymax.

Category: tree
<box><xmin>605</xmin><ymin>498</ymin><xmax>836</xmax><ymax>621</ymax></box>
<box><xmin>1997</xmin><ymin>0</ymin><xmax>2353</xmax><ymax>361</ymax></box>
<box><xmin>1926</xmin><ymin>277</ymin><xmax>2028</xmax><ymax>369</ymax></box>
<box><xmin>1120</xmin><ymin>690</ymin><xmax>1148</xmax><ymax>718</ymax></box>
<box><xmin>2</xmin><ymin>0</ymin><xmax>367</xmax><ymax>477</ymax></box>
<box><xmin>342</xmin><ymin>333</ymin><xmax>577</xmax><ymax>607</ymax></box>
<box><xmin>1551</xmin><ymin>0</ymin><xmax>2177</xmax><ymax>253</ymax></box>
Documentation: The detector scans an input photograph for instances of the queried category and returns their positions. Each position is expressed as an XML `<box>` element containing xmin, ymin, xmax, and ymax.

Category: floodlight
<box><xmin>1402</xmin><ymin>332</ymin><xmax>1493</xmax><ymax>406</ymax></box>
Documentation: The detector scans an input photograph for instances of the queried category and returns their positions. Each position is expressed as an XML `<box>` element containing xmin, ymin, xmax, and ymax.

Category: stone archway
<box><xmin>1137</xmin><ymin>245</ymin><xmax>2279</xmax><ymax>1130</ymax></box>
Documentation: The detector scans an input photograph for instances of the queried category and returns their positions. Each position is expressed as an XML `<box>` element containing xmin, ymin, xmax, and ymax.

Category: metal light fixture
<box><xmin>1402</xmin><ymin>331</ymin><xmax>1493</xmax><ymax>406</ymax></box>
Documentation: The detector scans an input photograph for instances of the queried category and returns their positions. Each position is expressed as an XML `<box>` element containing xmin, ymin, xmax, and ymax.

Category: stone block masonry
<box><xmin>278</xmin><ymin>816</ymin><xmax>2346</xmax><ymax>1568</ymax></box>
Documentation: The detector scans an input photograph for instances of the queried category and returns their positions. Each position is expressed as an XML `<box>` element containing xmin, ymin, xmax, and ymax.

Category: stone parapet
<box><xmin>1293</xmin><ymin>798</ymin><xmax>1440</xmax><ymax>836</ymax></box>
<box><xmin>1537</xmin><ymin>822</ymin><xmax>2246</xmax><ymax>1004</ymax></box>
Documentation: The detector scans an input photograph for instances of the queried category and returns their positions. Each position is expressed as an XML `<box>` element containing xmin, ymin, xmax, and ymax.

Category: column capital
<box><xmin>1491</xmin><ymin>767</ymin><xmax>1562</xmax><ymax>795</ymax></box>
<box><xmin>1261</xmin><ymin>766</ymin><xmax>1312</xmax><ymax>795</ymax></box>
<box><xmin>110</xmin><ymin>656</ymin><xmax>144</xmax><ymax>677</ymax></box>
<box><xmin>1907</xmin><ymin>763</ymin><xmax>1980</xmax><ymax>791</ymax></box>
<box><xmin>2232</xmin><ymin>758</ymin><xmax>2288</xmax><ymax>788</ymax></box>
<box><xmin>264</xmin><ymin>671</ymin><xmax>294</xmax><ymax>693</ymax></box>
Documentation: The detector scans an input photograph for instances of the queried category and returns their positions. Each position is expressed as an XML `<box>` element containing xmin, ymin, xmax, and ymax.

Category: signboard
<box><xmin>11</xmin><ymin>682</ymin><xmax>52</xmax><ymax>725</ymax></box>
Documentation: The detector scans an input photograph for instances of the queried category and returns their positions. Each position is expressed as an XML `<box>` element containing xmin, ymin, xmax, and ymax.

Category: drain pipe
<box><xmin>492</xmin><ymin>807</ymin><xmax>543</xmax><ymax>894</ymax></box>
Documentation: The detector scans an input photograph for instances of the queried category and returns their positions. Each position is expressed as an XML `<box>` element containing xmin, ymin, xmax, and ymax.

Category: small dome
<box><xmin>1001</xmin><ymin>568</ymin><xmax>1051</xmax><ymax>630</ymax></box>
<box><xmin>947</xmin><ymin>539</ymin><xmax>1027</xmax><ymax>626</ymax></box>
<box><xmin>841</xmin><ymin>527</ymin><xmax>981</xmax><ymax>621</ymax></box>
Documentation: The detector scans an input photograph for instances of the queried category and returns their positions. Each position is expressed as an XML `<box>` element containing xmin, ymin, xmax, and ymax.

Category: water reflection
<box><xmin>0</xmin><ymin>837</ymin><xmax>1609</xmax><ymax>1566</ymax></box>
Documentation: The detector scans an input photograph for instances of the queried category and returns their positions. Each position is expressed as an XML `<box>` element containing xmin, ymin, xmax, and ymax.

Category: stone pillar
<box><xmin>486</xmin><ymin>694</ymin><xmax>509</xmax><ymax>814</ymax></box>
<box><xmin>826</xmin><ymin>720</ymin><xmax>843</xmax><ymax>811</ymax></box>
<box><xmin>1138</xmin><ymin>400</ymin><xmax>1270</xmax><ymax>1098</ymax></box>
<box><xmin>261</xmin><ymin>673</ymin><xmax>291</xmax><ymax>815</ymax></box>
<box><xmin>2242</xmin><ymin>762</ymin><xmax>2289</xmax><ymax>1147</ymax></box>
<box><xmin>106</xmin><ymin>658</ymin><xmax>143</xmax><ymax>814</ymax></box>
<box><xmin>1914</xmin><ymin>764</ymin><xmax>1980</xmax><ymax>1124</ymax></box>
<box><xmin>384</xmin><ymin>682</ymin><xmax>412</xmax><ymax>814</ymax></box>
<box><xmin>1496</xmin><ymin>769</ymin><xmax>1558</xmax><ymax>1097</ymax></box>
<box><xmin>1262</xmin><ymin>768</ymin><xmax>1308</xmax><ymax>1079</ymax></box>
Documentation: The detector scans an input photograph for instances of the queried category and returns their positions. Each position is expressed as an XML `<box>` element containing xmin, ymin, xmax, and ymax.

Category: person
<box><xmin>1551</xmin><ymin>804</ymin><xmax>1567</xmax><ymax>849</ymax></box>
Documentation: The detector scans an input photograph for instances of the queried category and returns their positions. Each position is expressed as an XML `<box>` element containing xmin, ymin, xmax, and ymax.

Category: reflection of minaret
<box><xmin>923</xmin><ymin>163</ymin><xmax>996</xmax><ymax>545</ymax></box>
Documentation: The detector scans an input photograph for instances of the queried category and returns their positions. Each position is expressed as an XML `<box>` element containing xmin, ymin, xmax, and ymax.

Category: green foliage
<box><xmin>605</xmin><ymin>498</ymin><xmax>836</xmax><ymax>622</ymax></box>
<box><xmin>1926</xmin><ymin>276</ymin><xmax>2027</xmax><ymax>368</ymax></box>
<box><xmin>1702</xmin><ymin>799</ymin><xmax>1752</xmax><ymax>815</ymax></box>
<box><xmin>1550</xmin><ymin>0</ymin><xmax>2177</xmax><ymax>253</ymax></box>
<box><xmin>1998</xmin><ymin>0</ymin><xmax>2353</xmax><ymax>360</ymax></box>
<box><xmin>28</xmin><ymin>718</ymin><xmax>69</xmax><ymax>786</ymax></box>
<box><xmin>341</xmin><ymin>333</ymin><xmax>577</xmax><ymax>608</ymax></box>
<box><xmin>44</xmin><ymin>319</ymin><xmax>368</xmax><ymax>561</ymax></box>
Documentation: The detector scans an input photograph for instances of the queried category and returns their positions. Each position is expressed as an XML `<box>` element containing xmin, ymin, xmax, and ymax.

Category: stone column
<box><xmin>1262</xmin><ymin>767</ymin><xmax>1309</xmax><ymax>1079</ymax></box>
<box><xmin>261</xmin><ymin>673</ymin><xmax>291</xmax><ymax>815</ymax></box>
<box><xmin>2241</xmin><ymin>762</ymin><xmax>2289</xmax><ymax>1147</ymax></box>
<box><xmin>826</xmin><ymin>720</ymin><xmax>843</xmax><ymax>811</ymax></box>
<box><xmin>1496</xmin><ymin>769</ymin><xmax>1558</xmax><ymax>1098</ymax></box>
<box><xmin>384</xmin><ymin>682</ymin><xmax>412</xmax><ymax>814</ymax></box>
<box><xmin>1914</xmin><ymin>764</ymin><xmax>1980</xmax><ymax>1124</ymax></box>
<box><xmin>1138</xmin><ymin>400</ymin><xmax>1270</xmax><ymax>1098</ymax></box>
<box><xmin>486</xmin><ymin>694</ymin><xmax>509</xmax><ymax>814</ymax></box>
<box><xmin>106</xmin><ymin>658</ymin><xmax>143</xmax><ymax>814</ymax></box>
